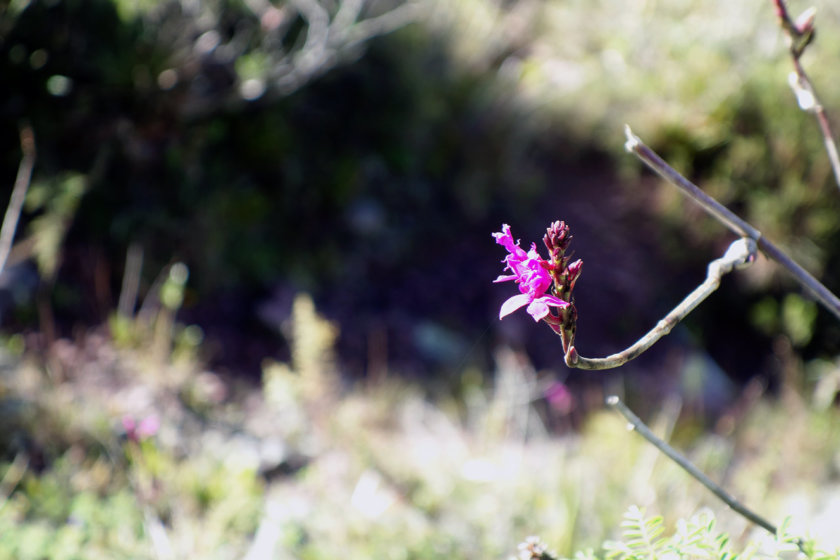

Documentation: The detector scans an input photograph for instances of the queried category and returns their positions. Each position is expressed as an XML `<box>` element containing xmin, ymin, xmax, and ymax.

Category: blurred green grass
<box><xmin>1</xmin><ymin>294</ymin><xmax>839</xmax><ymax>558</ymax></box>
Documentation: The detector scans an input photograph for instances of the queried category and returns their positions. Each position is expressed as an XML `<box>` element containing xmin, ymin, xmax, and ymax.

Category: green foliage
<box><xmin>556</xmin><ymin>507</ymin><xmax>837</xmax><ymax>560</ymax></box>
<box><xmin>782</xmin><ymin>294</ymin><xmax>819</xmax><ymax>347</ymax></box>
<box><xmin>749</xmin><ymin>293</ymin><xmax>819</xmax><ymax>348</ymax></box>
<box><xmin>1</xmin><ymin>296</ymin><xmax>840</xmax><ymax>557</ymax></box>
<box><xmin>0</xmin><ymin>458</ymin><xmax>148</xmax><ymax>559</ymax></box>
<box><xmin>24</xmin><ymin>172</ymin><xmax>87</xmax><ymax>279</ymax></box>
<box><xmin>604</xmin><ymin>506</ymin><xmax>666</xmax><ymax>560</ymax></box>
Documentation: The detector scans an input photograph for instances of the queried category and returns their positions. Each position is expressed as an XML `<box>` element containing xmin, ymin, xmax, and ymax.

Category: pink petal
<box><xmin>499</xmin><ymin>293</ymin><xmax>531</xmax><ymax>319</ymax></box>
<box><xmin>122</xmin><ymin>416</ymin><xmax>136</xmax><ymax>432</ymax></box>
<box><xmin>492</xmin><ymin>224</ymin><xmax>514</xmax><ymax>249</ymax></box>
<box><xmin>545</xmin><ymin>381</ymin><xmax>573</xmax><ymax>414</ymax></box>
<box><xmin>493</xmin><ymin>224</ymin><xmax>527</xmax><ymax>259</ymax></box>
<box><xmin>526</xmin><ymin>299</ymin><xmax>550</xmax><ymax>321</ymax></box>
<box><xmin>527</xmin><ymin>295</ymin><xmax>569</xmax><ymax>321</ymax></box>
<box><xmin>493</xmin><ymin>274</ymin><xmax>517</xmax><ymax>283</ymax></box>
<box><xmin>542</xmin><ymin>295</ymin><xmax>570</xmax><ymax>309</ymax></box>
<box><xmin>138</xmin><ymin>415</ymin><xmax>160</xmax><ymax>438</ymax></box>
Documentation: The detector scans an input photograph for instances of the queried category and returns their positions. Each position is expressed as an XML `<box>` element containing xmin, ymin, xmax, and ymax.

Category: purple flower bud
<box><xmin>566</xmin><ymin>259</ymin><xmax>583</xmax><ymax>291</ymax></box>
<box><xmin>543</xmin><ymin>220</ymin><xmax>572</xmax><ymax>256</ymax></box>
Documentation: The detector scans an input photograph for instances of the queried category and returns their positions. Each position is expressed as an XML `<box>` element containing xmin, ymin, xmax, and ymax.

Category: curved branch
<box><xmin>566</xmin><ymin>238</ymin><xmax>756</xmax><ymax>370</ymax></box>
<box><xmin>624</xmin><ymin>125</ymin><xmax>840</xmax><ymax>322</ymax></box>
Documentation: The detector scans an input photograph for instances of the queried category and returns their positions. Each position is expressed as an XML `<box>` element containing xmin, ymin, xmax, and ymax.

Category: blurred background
<box><xmin>2</xmin><ymin>0</ymin><xmax>840</xmax><ymax>557</ymax></box>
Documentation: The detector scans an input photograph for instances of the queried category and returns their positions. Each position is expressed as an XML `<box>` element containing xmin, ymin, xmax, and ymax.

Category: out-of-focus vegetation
<box><xmin>3</xmin><ymin>0</ymin><xmax>840</xmax><ymax>557</ymax></box>
<box><xmin>2</xmin><ymin>0</ymin><xmax>840</xmax><ymax>378</ymax></box>
<box><xmin>0</xmin><ymin>295</ymin><xmax>839</xmax><ymax>558</ymax></box>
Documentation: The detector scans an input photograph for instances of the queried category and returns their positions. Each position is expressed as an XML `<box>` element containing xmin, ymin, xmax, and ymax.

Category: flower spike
<box><xmin>493</xmin><ymin>223</ymin><xmax>581</xmax><ymax>349</ymax></box>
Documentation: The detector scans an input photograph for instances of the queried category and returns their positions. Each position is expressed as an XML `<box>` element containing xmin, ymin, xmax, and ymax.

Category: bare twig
<box><xmin>566</xmin><ymin>238</ymin><xmax>756</xmax><ymax>370</ymax></box>
<box><xmin>606</xmin><ymin>395</ymin><xmax>804</xmax><ymax>551</ymax></box>
<box><xmin>624</xmin><ymin>126</ymin><xmax>759</xmax><ymax>240</ymax></box>
<box><xmin>118</xmin><ymin>242</ymin><xmax>144</xmax><ymax>318</ymax></box>
<box><xmin>338</xmin><ymin>2</ymin><xmax>426</xmax><ymax>48</ymax></box>
<box><xmin>624</xmin><ymin>125</ymin><xmax>840</xmax><ymax>322</ymax></box>
<box><xmin>773</xmin><ymin>0</ymin><xmax>840</xmax><ymax>190</ymax></box>
<box><xmin>0</xmin><ymin>125</ymin><xmax>36</xmax><ymax>277</ymax></box>
<box><xmin>184</xmin><ymin>0</ymin><xmax>426</xmax><ymax>119</ymax></box>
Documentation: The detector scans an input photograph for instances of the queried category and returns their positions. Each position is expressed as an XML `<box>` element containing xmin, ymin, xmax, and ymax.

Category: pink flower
<box><xmin>545</xmin><ymin>381</ymin><xmax>574</xmax><ymax>414</ymax></box>
<box><xmin>122</xmin><ymin>414</ymin><xmax>160</xmax><ymax>442</ymax></box>
<box><xmin>493</xmin><ymin>224</ymin><xmax>569</xmax><ymax>321</ymax></box>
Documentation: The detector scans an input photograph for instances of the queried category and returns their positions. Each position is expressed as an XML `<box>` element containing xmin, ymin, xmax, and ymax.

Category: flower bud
<box><xmin>794</xmin><ymin>6</ymin><xmax>816</xmax><ymax>35</ymax></box>
<box><xmin>566</xmin><ymin>259</ymin><xmax>583</xmax><ymax>292</ymax></box>
<box><xmin>543</xmin><ymin>220</ymin><xmax>571</xmax><ymax>256</ymax></box>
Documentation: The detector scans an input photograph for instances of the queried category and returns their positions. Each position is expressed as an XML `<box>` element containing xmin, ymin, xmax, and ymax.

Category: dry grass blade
<box><xmin>0</xmin><ymin>125</ymin><xmax>36</xmax><ymax>277</ymax></box>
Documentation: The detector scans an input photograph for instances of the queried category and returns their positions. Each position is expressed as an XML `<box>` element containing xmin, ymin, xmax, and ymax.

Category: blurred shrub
<box><xmin>0</xmin><ymin>297</ymin><xmax>840</xmax><ymax>557</ymax></box>
<box><xmin>24</xmin><ymin>172</ymin><xmax>87</xmax><ymax>280</ymax></box>
<box><xmin>3</xmin><ymin>0</ymin><xmax>840</xmax><ymax>372</ymax></box>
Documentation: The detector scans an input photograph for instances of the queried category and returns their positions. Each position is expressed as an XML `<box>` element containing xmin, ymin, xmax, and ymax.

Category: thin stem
<box><xmin>0</xmin><ymin>125</ymin><xmax>36</xmax><ymax>277</ymax></box>
<box><xmin>624</xmin><ymin>125</ymin><xmax>840</xmax><ymax>322</ymax></box>
<box><xmin>772</xmin><ymin>0</ymin><xmax>840</xmax><ymax>190</ymax></box>
<box><xmin>606</xmin><ymin>395</ymin><xmax>783</xmax><ymax>539</ymax></box>
<box><xmin>790</xmin><ymin>55</ymin><xmax>840</xmax><ymax>187</ymax></box>
<box><xmin>789</xmin><ymin>56</ymin><xmax>840</xmax><ymax>189</ymax></box>
<box><xmin>624</xmin><ymin>126</ymin><xmax>759</xmax><ymax>239</ymax></box>
<box><xmin>118</xmin><ymin>242</ymin><xmax>144</xmax><ymax>318</ymax></box>
<box><xmin>566</xmin><ymin>238</ymin><xmax>756</xmax><ymax>370</ymax></box>
<box><xmin>815</xmin><ymin>105</ymin><xmax>840</xmax><ymax>188</ymax></box>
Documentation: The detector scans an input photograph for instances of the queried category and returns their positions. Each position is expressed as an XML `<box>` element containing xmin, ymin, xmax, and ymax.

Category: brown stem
<box><xmin>775</xmin><ymin>0</ymin><xmax>840</xmax><ymax>190</ymax></box>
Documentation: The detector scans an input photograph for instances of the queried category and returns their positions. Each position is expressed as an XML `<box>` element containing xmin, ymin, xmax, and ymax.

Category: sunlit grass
<box><xmin>0</xmin><ymin>294</ymin><xmax>839</xmax><ymax>558</ymax></box>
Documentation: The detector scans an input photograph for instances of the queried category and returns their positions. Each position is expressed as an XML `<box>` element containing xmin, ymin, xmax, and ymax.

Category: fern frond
<box><xmin>578</xmin><ymin>507</ymin><xmax>834</xmax><ymax>560</ymax></box>
<box><xmin>665</xmin><ymin>510</ymin><xmax>724</xmax><ymax>558</ymax></box>
<box><xmin>574</xmin><ymin>549</ymin><xmax>599</xmax><ymax>560</ymax></box>
<box><xmin>622</xmin><ymin>506</ymin><xmax>665</xmax><ymax>558</ymax></box>
<box><xmin>604</xmin><ymin>506</ymin><xmax>669</xmax><ymax>560</ymax></box>
<box><xmin>604</xmin><ymin>539</ymin><xmax>637</xmax><ymax>560</ymax></box>
<box><xmin>773</xmin><ymin>516</ymin><xmax>802</xmax><ymax>553</ymax></box>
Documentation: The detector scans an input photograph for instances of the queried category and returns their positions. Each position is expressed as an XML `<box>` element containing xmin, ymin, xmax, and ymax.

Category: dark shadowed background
<box><xmin>3</xmin><ymin>0</ymin><xmax>840</xmax><ymax>409</ymax></box>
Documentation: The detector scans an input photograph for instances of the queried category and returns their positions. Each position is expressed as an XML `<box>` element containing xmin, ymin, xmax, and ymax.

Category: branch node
<box><xmin>623</xmin><ymin>124</ymin><xmax>640</xmax><ymax>152</ymax></box>
<box><xmin>567</xmin><ymin>238</ymin><xmax>757</xmax><ymax>370</ymax></box>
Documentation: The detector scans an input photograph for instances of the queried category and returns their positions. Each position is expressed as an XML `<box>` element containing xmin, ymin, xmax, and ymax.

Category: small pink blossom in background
<box><xmin>122</xmin><ymin>414</ymin><xmax>160</xmax><ymax>442</ymax></box>
<box><xmin>492</xmin><ymin>224</ymin><xmax>569</xmax><ymax>321</ymax></box>
<box><xmin>544</xmin><ymin>381</ymin><xmax>573</xmax><ymax>415</ymax></box>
